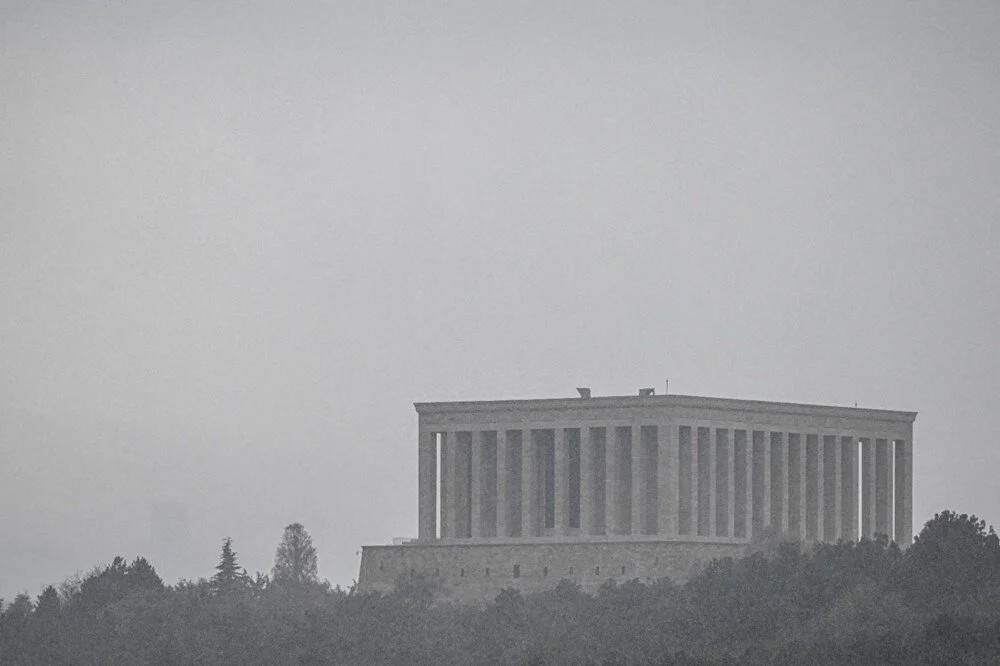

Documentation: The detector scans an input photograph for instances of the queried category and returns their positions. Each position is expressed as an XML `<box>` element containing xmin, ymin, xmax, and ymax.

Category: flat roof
<box><xmin>415</xmin><ymin>393</ymin><xmax>916</xmax><ymax>423</ymax></box>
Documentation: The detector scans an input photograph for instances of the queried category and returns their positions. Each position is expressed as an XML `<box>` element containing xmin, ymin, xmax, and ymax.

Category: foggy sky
<box><xmin>2</xmin><ymin>1</ymin><xmax>998</xmax><ymax>600</ymax></box>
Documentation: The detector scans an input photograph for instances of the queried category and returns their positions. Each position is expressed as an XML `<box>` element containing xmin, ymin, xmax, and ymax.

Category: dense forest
<box><xmin>2</xmin><ymin>511</ymin><xmax>999</xmax><ymax>664</ymax></box>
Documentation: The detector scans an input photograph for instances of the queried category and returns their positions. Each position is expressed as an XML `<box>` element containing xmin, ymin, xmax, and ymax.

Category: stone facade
<box><xmin>359</xmin><ymin>537</ymin><xmax>747</xmax><ymax>603</ymax></box>
<box><xmin>358</xmin><ymin>391</ymin><xmax>916</xmax><ymax>602</ymax></box>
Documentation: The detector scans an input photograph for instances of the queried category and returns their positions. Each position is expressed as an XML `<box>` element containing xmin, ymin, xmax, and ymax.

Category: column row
<box><xmin>416</xmin><ymin>425</ymin><xmax>913</xmax><ymax>545</ymax></box>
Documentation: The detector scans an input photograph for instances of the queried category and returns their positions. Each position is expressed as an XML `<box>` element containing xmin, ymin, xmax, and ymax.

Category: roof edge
<box><xmin>413</xmin><ymin>393</ymin><xmax>917</xmax><ymax>422</ymax></box>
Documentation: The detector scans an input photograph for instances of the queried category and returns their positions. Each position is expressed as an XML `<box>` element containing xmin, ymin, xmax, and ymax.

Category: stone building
<box><xmin>358</xmin><ymin>390</ymin><xmax>915</xmax><ymax>602</ymax></box>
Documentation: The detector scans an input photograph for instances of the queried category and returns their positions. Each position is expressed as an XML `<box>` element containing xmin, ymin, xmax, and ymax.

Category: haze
<box><xmin>2</xmin><ymin>1</ymin><xmax>998</xmax><ymax>600</ymax></box>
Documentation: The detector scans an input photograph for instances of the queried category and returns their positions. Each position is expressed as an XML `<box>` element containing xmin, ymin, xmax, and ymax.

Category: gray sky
<box><xmin>2</xmin><ymin>1</ymin><xmax>998</xmax><ymax>599</ymax></box>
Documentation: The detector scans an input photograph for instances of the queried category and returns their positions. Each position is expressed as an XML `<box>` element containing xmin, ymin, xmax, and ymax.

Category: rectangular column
<box><xmin>817</xmin><ymin>435</ymin><xmax>825</xmax><ymax>541</ymax></box>
<box><xmin>752</xmin><ymin>430</ymin><xmax>770</xmax><ymax>535</ymax></box>
<box><xmin>708</xmin><ymin>427</ymin><xmax>717</xmax><ymax>537</ymax></box>
<box><xmin>568</xmin><ymin>429</ymin><xmax>582</xmax><ymax>530</ymax></box>
<box><xmin>787</xmin><ymin>432</ymin><xmax>801</xmax><ymax>540</ymax></box>
<box><xmin>631</xmin><ymin>425</ymin><xmax>646</xmax><ymax>535</ymax></box>
<box><xmin>787</xmin><ymin>433</ymin><xmax>800</xmax><ymax>538</ymax></box>
<box><xmin>456</xmin><ymin>432</ymin><xmax>472</xmax><ymax>538</ymax></box>
<box><xmin>861</xmin><ymin>437</ymin><xmax>876</xmax><ymax>538</ymax></box>
<box><xmin>508</xmin><ymin>432</ymin><xmax>523</xmax><ymax>536</ymax></box>
<box><xmin>482</xmin><ymin>432</ymin><xmax>498</xmax><ymax>537</ymax></box>
<box><xmin>470</xmin><ymin>431</ymin><xmax>484</xmax><ymax>538</ymax></box>
<box><xmin>694</xmin><ymin>426</ymin><xmax>708</xmax><ymax>536</ymax></box>
<box><xmin>496</xmin><ymin>430</ymin><xmax>508</xmax><ymax>537</ymax></box>
<box><xmin>738</xmin><ymin>429</ymin><xmax>751</xmax><ymax>539</ymax></box>
<box><xmin>844</xmin><ymin>436</ymin><xmax>859</xmax><ymax>541</ymax></box>
<box><xmin>418</xmin><ymin>426</ymin><xmax>437</xmax><ymax>539</ymax></box>
<box><xmin>798</xmin><ymin>434</ymin><xmax>808</xmax><ymax>541</ymax></box>
<box><xmin>580</xmin><ymin>427</ymin><xmax>595</xmax><ymax>535</ymax></box>
<box><xmin>657</xmin><ymin>423</ymin><xmax>677</xmax><ymax>535</ymax></box>
<box><xmin>726</xmin><ymin>429</ymin><xmax>736</xmax><ymax>537</ymax></box>
<box><xmin>713</xmin><ymin>428</ymin><xmax>729</xmax><ymax>537</ymax></box>
<box><xmin>806</xmin><ymin>434</ymin><xmax>819</xmax><ymax>542</ymax></box>
<box><xmin>605</xmin><ymin>426</ymin><xmax>621</xmax><ymax>535</ymax></box>
<box><xmin>541</xmin><ymin>432</ymin><xmax>554</xmax><ymax>530</ymax></box>
<box><xmin>765</xmin><ymin>431</ymin><xmax>778</xmax><ymax>534</ymax></box>
<box><xmin>439</xmin><ymin>433</ymin><xmax>448</xmax><ymax>538</ymax></box>
<box><xmin>521</xmin><ymin>429</ymin><xmax>538</xmax><ymax>537</ymax></box>
<box><xmin>875</xmin><ymin>438</ymin><xmax>891</xmax><ymax>538</ymax></box>
<box><xmin>679</xmin><ymin>425</ymin><xmax>695</xmax><ymax>535</ymax></box>
<box><xmin>623</xmin><ymin>426</ymin><xmax>634</xmax><ymax>534</ymax></box>
<box><xmin>441</xmin><ymin>432</ymin><xmax>457</xmax><ymax>538</ymax></box>
<box><xmin>554</xmin><ymin>427</ymin><xmax>570</xmax><ymax>535</ymax></box>
<box><xmin>886</xmin><ymin>440</ymin><xmax>894</xmax><ymax>542</ymax></box>
<box><xmin>894</xmin><ymin>439</ymin><xmax>913</xmax><ymax>546</ymax></box>
<box><xmin>828</xmin><ymin>435</ymin><xmax>840</xmax><ymax>542</ymax></box>
<box><xmin>594</xmin><ymin>427</ymin><xmax>607</xmax><ymax>535</ymax></box>
<box><xmin>775</xmin><ymin>431</ymin><xmax>789</xmax><ymax>536</ymax></box>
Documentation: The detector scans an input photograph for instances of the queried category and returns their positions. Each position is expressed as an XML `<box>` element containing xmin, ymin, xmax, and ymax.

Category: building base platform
<box><xmin>358</xmin><ymin>536</ymin><xmax>749</xmax><ymax>603</ymax></box>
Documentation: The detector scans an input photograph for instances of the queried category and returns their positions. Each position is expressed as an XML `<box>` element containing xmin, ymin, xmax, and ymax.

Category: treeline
<box><xmin>2</xmin><ymin>511</ymin><xmax>1000</xmax><ymax>664</ymax></box>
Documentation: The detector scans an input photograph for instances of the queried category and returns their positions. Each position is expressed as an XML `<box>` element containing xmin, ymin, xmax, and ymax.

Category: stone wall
<box><xmin>358</xmin><ymin>538</ymin><xmax>748</xmax><ymax>604</ymax></box>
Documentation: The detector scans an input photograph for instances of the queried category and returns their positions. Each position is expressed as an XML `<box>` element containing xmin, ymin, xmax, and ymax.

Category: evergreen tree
<box><xmin>272</xmin><ymin>523</ymin><xmax>318</xmax><ymax>586</ymax></box>
<box><xmin>127</xmin><ymin>556</ymin><xmax>164</xmax><ymax>591</ymax></box>
<box><xmin>211</xmin><ymin>537</ymin><xmax>248</xmax><ymax>594</ymax></box>
<box><xmin>0</xmin><ymin>593</ymin><xmax>34</xmax><ymax>662</ymax></box>
<box><xmin>3</xmin><ymin>593</ymin><xmax>33</xmax><ymax>620</ymax></box>
<box><xmin>29</xmin><ymin>586</ymin><xmax>62</xmax><ymax>663</ymax></box>
<box><xmin>33</xmin><ymin>586</ymin><xmax>59</xmax><ymax>619</ymax></box>
<box><xmin>897</xmin><ymin>511</ymin><xmax>1000</xmax><ymax>610</ymax></box>
<box><xmin>79</xmin><ymin>557</ymin><xmax>129</xmax><ymax>608</ymax></box>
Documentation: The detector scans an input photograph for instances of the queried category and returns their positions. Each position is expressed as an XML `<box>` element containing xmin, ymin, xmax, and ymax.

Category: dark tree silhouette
<box><xmin>211</xmin><ymin>537</ymin><xmax>248</xmax><ymax>594</ymax></box>
<box><xmin>2</xmin><ymin>593</ymin><xmax>32</xmax><ymax>621</ymax></box>
<box><xmin>272</xmin><ymin>522</ymin><xmax>318</xmax><ymax>586</ymax></box>
<box><xmin>898</xmin><ymin>510</ymin><xmax>1000</xmax><ymax>609</ymax></box>
<box><xmin>4</xmin><ymin>511</ymin><xmax>1000</xmax><ymax>663</ymax></box>
<box><xmin>128</xmin><ymin>556</ymin><xmax>164</xmax><ymax>591</ymax></box>
<box><xmin>33</xmin><ymin>586</ymin><xmax>59</xmax><ymax>619</ymax></box>
<box><xmin>79</xmin><ymin>556</ymin><xmax>128</xmax><ymax>608</ymax></box>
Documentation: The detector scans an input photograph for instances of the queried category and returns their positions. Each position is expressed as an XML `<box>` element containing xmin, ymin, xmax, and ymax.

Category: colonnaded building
<box><xmin>358</xmin><ymin>389</ymin><xmax>915</xmax><ymax>602</ymax></box>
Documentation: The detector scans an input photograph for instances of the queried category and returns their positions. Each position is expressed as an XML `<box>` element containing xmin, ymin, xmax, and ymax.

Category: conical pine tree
<box><xmin>211</xmin><ymin>537</ymin><xmax>247</xmax><ymax>594</ymax></box>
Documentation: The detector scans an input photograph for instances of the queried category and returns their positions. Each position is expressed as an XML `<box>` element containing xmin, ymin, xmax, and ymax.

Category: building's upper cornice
<box><xmin>414</xmin><ymin>393</ymin><xmax>917</xmax><ymax>423</ymax></box>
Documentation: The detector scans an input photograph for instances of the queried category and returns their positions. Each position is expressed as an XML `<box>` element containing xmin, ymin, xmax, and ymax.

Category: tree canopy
<box><xmin>272</xmin><ymin>522</ymin><xmax>319</xmax><ymax>587</ymax></box>
<box><xmin>211</xmin><ymin>537</ymin><xmax>249</xmax><ymax>595</ymax></box>
<box><xmin>3</xmin><ymin>509</ymin><xmax>1000</xmax><ymax>663</ymax></box>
